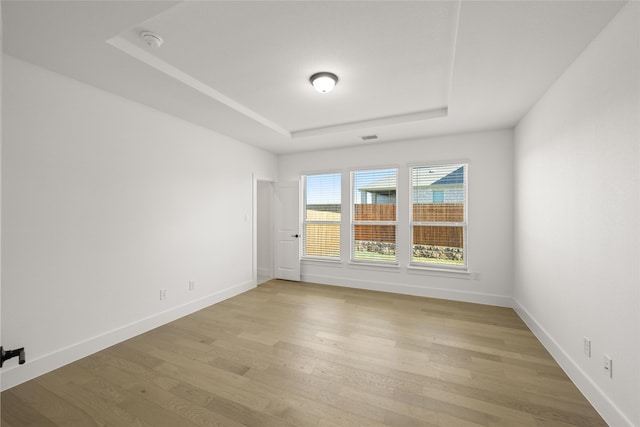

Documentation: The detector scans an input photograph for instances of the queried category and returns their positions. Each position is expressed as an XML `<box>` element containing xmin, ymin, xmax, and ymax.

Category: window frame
<box><xmin>409</xmin><ymin>163</ymin><xmax>468</xmax><ymax>271</ymax></box>
<box><xmin>350</xmin><ymin>167</ymin><xmax>399</xmax><ymax>265</ymax></box>
<box><xmin>302</xmin><ymin>172</ymin><xmax>342</xmax><ymax>261</ymax></box>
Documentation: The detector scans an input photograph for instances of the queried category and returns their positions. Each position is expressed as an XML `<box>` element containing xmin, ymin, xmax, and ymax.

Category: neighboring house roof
<box><xmin>359</xmin><ymin>164</ymin><xmax>464</xmax><ymax>194</ymax></box>
<box><xmin>357</xmin><ymin>175</ymin><xmax>397</xmax><ymax>193</ymax></box>
<box><xmin>429</xmin><ymin>165</ymin><xmax>464</xmax><ymax>186</ymax></box>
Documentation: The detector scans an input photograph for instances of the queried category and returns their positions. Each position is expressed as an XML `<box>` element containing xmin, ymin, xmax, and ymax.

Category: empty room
<box><xmin>1</xmin><ymin>1</ymin><xmax>638</xmax><ymax>426</ymax></box>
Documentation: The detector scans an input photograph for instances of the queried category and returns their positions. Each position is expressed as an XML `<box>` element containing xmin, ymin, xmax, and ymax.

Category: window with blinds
<box><xmin>351</xmin><ymin>168</ymin><xmax>397</xmax><ymax>263</ymax></box>
<box><xmin>411</xmin><ymin>164</ymin><xmax>467</xmax><ymax>268</ymax></box>
<box><xmin>303</xmin><ymin>173</ymin><xmax>341</xmax><ymax>259</ymax></box>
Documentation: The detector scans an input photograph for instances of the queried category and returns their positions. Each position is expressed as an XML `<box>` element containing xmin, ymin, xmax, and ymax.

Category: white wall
<box><xmin>0</xmin><ymin>3</ymin><xmax>3</xmax><ymax>365</ymax></box>
<box><xmin>278</xmin><ymin>129</ymin><xmax>514</xmax><ymax>306</ymax></box>
<box><xmin>0</xmin><ymin>55</ymin><xmax>277</xmax><ymax>389</ymax></box>
<box><xmin>513</xmin><ymin>3</ymin><xmax>639</xmax><ymax>426</ymax></box>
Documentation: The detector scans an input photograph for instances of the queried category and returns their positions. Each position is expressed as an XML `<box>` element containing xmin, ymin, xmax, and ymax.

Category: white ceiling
<box><xmin>2</xmin><ymin>1</ymin><xmax>626</xmax><ymax>154</ymax></box>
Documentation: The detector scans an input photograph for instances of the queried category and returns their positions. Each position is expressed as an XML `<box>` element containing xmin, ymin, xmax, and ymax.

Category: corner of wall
<box><xmin>512</xmin><ymin>2</ymin><xmax>640</xmax><ymax>425</ymax></box>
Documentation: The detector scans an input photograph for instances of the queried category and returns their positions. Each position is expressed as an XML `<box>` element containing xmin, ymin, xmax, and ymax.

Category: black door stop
<box><xmin>0</xmin><ymin>346</ymin><xmax>26</xmax><ymax>367</ymax></box>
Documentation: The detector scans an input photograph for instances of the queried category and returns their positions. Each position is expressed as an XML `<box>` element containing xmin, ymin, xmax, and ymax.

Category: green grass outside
<box><xmin>412</xmin><ymin>257</ymin><xmax>464</xmax><ymax>266</ymax></box>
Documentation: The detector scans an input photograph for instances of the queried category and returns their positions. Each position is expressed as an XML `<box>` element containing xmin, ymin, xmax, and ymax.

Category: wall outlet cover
<box><xmin>603</xmin><ymin>354</ymin><xmax>612</xmax><ymax>378</ymax></box>
<box><xmin>583</xmin><ymin>337</ymin><xmax>591</xmax><ymax>357</ymax></box>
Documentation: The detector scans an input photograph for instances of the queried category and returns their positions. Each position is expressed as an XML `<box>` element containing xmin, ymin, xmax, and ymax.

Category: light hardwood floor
<box><xmin>1</xmin><ymin>280</ymin><xmax>607</xmax><ymax>426</ymax></box>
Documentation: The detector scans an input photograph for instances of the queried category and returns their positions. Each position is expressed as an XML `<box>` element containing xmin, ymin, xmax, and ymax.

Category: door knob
<box><xmin>291</xmin><ymin>234</ymin><xmax>299</xmax><ymax>238</ymax></box>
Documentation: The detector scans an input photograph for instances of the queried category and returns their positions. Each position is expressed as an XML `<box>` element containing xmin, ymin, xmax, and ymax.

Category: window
<box><xmin>351</xmin><ymin>169</ymin><xmax>397</xmax><ymax>263</ymax></box>
<box><xmin>432</xmin><ymin>190</ymin><xmax>444</xmax><ymax>204</ymax></box>
<box><xmin>303</xmin><ymin>173</ymin><xmax>341</xmax><ymax>259</ymax></box>
<box><xmin>411</xmin><ymin>164</ymin><xmax>467</xmax><ymax>268</ymax></box>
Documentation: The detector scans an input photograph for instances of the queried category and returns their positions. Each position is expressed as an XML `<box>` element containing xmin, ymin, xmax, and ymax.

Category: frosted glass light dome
<box><xmin>310</xmin><ymin>72</ymin><xmax>338</xmax><ymax>93</ymax></box>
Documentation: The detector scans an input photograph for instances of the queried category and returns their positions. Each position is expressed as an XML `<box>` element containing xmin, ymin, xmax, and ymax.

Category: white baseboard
<box><xmin>302</xmin><ymin>273</ymin><xmax>513</xmax><ymax>307</ymax></box>
<box><xmin>0</xmin><ymin>280</ymin><xmax>255</xmax><ymax>392</ymax></box>
<box><xmin>512</xmin><ymin>298</ymin><xmax>634</xmax><ymax>427</ymax></box>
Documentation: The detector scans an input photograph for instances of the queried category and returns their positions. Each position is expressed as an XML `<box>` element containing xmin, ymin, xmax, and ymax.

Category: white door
<box><xmin>275</xmin><ymin>181</ymin><xmax>300</xmax><ymax>281</ymax></box>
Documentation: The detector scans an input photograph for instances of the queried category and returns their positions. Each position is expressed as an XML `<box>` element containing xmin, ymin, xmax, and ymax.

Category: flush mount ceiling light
<box><xmin>310</xmin><ymin>72</ymin><xmax>338</xmax><ymax>93</ymax></box>
<box><xmin>140</xmin><ymin>31</ymin><xmax>163</xmax><ymax>48</ymax></box>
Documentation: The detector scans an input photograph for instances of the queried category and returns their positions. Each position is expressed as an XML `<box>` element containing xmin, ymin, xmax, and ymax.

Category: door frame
<box><xmin>252</xmin><ymin>175</ymin><xmax>275</xmax><ymax>286</ymax></box>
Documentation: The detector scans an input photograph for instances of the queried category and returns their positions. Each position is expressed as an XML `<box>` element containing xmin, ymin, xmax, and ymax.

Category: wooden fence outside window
<box><xmin>305</xmin><ymin>203</ymin><xmax>464</xmax><ymax>257</ymax></box>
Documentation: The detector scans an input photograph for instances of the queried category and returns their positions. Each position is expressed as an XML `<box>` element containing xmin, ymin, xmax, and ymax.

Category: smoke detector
<box><xmin>140</xmin><ymin>31</ymin><xmax>163</xmax><ymax>48</ymax></box>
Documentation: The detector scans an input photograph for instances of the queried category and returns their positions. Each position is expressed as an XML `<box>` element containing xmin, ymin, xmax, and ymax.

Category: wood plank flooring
<box><xmin>1</xmin><ymin>280</ymin><xmax>607</xmax><ymax>426</ymax></box>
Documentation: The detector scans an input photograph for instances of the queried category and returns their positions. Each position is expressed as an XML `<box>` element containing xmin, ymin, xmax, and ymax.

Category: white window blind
<box><xmin>411</xmin><ymin>164</ymin><xmax>467</xmax><ymax>268</ymax></box>
<box><xmin>351</xmin><ymin>169</ymin><xmax>397</xmax><ymax>263</ymax></box>
<box><xmin>303</xmin><ymin>173</ymin><xmax>341</xmax><ymax>259</ymax></box>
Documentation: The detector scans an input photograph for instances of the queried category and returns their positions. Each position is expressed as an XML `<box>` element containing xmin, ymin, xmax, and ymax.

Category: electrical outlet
<box><xmin>583</xmin><ymin>337</ymin><xmax>591</xmax><ymax>357</ymax></box>
<box><xmin>189</xmin><ymin>281</ymin><xmax>195</xmax><ymax>291</ymax></box>
<box><xmin>603</xmin><ymin>354</ymin><xmax>612</xmax><ymax>378</ymax></box>
<box><xmin>159</xmin><ymin>288</ymin><xmax>168</xmax><ymax>300</ymax></box>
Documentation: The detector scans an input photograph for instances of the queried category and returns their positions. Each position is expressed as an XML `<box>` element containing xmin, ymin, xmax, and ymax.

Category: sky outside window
<box><xmin>305</xmin><ymin>173</ymin><xmax>341</xmax><ymax>204</ymax></box>
<box><xmin>306</xmin><ymin>169</ymin><xmax>397</xmax><ymax>204</ymax></box>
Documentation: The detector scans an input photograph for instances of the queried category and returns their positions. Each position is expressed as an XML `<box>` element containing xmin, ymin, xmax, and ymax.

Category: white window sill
<box><xmin>301</xmin><ymin>257</ymin><xmax>344</xmax><ymax>266</ymax></box>
<box><xmin>407</xmin><ymin>265</ymin><xmax>471</xmax><ymax>278</ymax></box>
<box><xmin>348</xmin><ymin>261</ymin><xmax>401</xmax><ymax>272</ymax></box>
